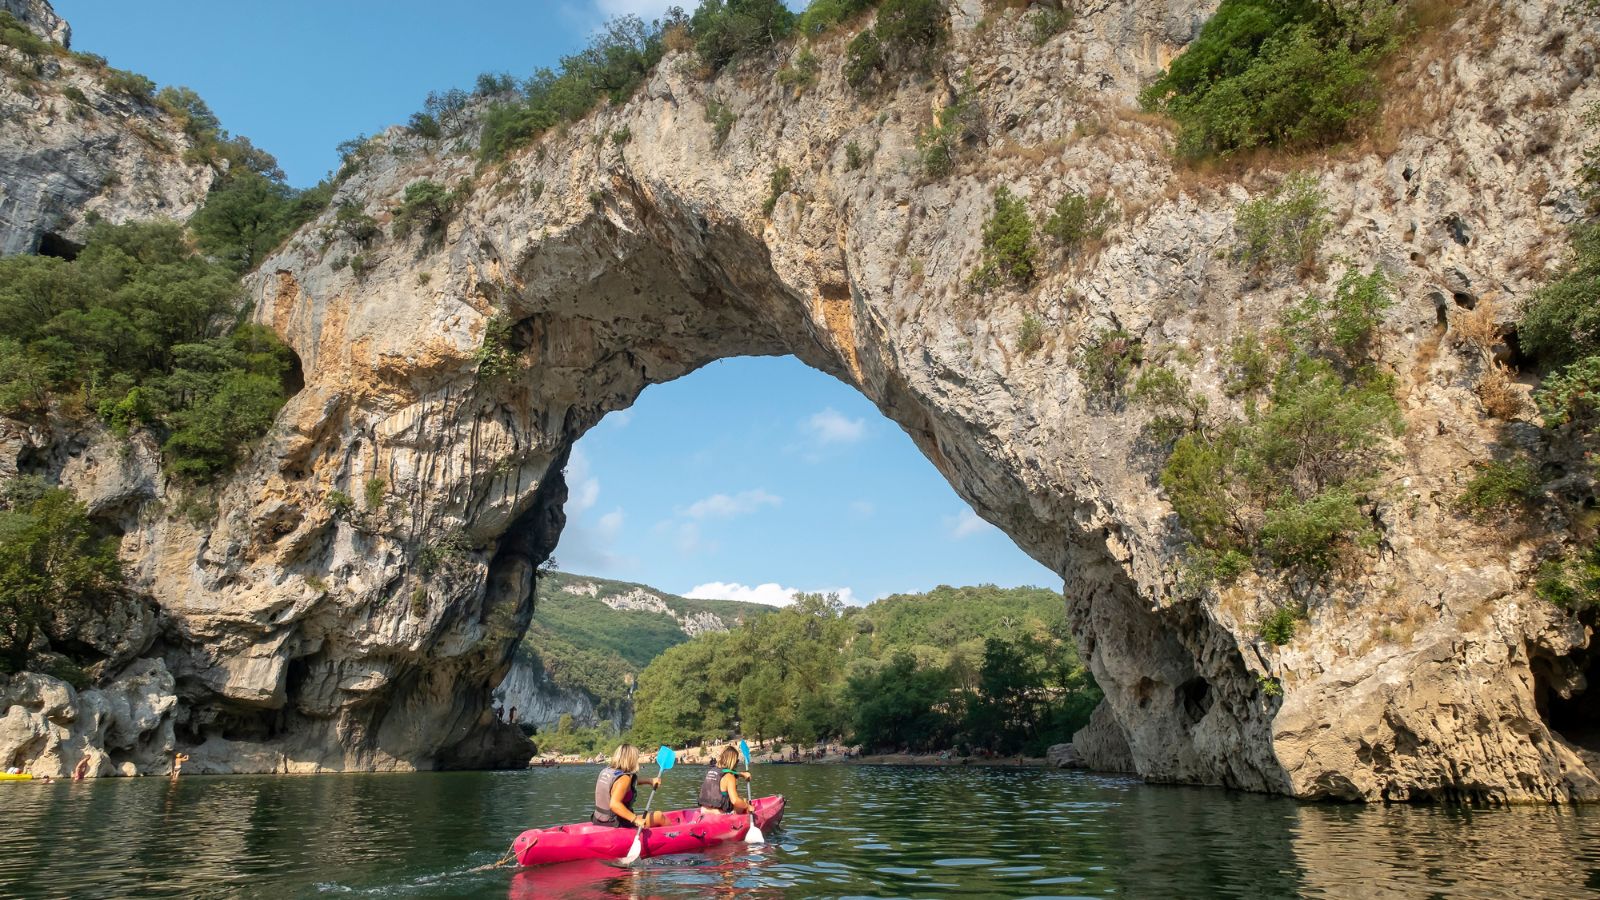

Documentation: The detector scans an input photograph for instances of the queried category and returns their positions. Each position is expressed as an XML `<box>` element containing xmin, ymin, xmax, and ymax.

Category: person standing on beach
<box><xmin>170</xmin><ymin>752</ymin><xmax>190</xmax><ymax>781</ymax></box>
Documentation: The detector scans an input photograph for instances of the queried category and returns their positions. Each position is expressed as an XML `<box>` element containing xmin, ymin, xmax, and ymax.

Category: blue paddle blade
<box><xmin>656</xmin><ymin>745</ymin><xmax>676</xmax><ymax>771</ymax></box>
<box><xmin>738</xmin><ymin>739</ymin><xmax>751</xmax><ymax>765</ymax></box>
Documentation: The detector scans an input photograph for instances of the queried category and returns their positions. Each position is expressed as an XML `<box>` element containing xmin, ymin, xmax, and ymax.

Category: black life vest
<box><xmin>698</xmin><ymin>766</ymin><xmax>736</xmax><ymax>812</ymax></box>
<box><xmin>593</xmin><ymin>767</ymin><xmax>635</xmax><ymax>824</ymax></box>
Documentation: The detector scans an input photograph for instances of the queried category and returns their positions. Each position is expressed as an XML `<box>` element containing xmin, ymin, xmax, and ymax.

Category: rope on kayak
<box><xmin>468</xmin><ymin>845</ymin><xmax>520</xmax><ymax>872</ymax></box>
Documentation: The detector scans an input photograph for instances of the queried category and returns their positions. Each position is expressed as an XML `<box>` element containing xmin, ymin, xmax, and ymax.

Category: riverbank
<box><xmin>529</xmin><ymin>743</ymin><xmax>1048</xmax><ymax>768</ymax></box>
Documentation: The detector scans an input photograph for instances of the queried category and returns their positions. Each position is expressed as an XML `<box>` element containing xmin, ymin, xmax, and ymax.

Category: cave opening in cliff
<box><xmin>1534</xmin><ymin>638</ymin><xmax>1600</xmax><ymax>753</ymax></box>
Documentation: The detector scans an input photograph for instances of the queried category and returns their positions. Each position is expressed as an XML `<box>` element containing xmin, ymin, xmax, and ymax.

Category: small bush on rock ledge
<box><xmin>969</xmin><ymin>187</ymin><xmax>1037</xmax><ymax>290</ymax></box>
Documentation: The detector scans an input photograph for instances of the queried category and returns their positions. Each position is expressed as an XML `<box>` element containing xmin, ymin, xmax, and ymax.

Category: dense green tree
<box><xmin>691</xmin><ymin>0</ymin><xmax>795</xmax><ymax>71</ymax></box>
<box><xmin>629</xmin><ymin>584</ymin><xmax>1100</xmax><ymax>754</ymax></box>
<box><xmin>0</xmin><ymin>222</ymin><xmax>297</xmax><ymax>481</ymax></box>
<box><xmin>1140</xmin><ymin>0</ymin><xmax>1401</xmax><ymax>158</ymax></box>
<box><xmin>0</xmin><ymin>487</ymin><xmax>124</xmax><ymax>674</ymax></box>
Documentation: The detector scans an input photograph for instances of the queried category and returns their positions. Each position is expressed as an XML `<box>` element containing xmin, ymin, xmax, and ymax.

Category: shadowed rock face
<box><xmin>4</xmin><ymin>0</ymin><xmax>1600</xmax><ymax>797</ymax></box>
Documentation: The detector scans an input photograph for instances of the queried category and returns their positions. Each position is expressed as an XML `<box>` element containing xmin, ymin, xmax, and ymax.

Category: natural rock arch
<box><xmin>105</xmin><ymin>0</ymin><xmax>1599</xmax><ymax>799</ymax></box>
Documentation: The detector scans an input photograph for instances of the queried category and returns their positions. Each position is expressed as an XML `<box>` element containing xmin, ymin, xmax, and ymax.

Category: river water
<box><xmin>2</xmin><ymin>765</ymin><xmax>1598</xmax><ymax>898</ymax></box>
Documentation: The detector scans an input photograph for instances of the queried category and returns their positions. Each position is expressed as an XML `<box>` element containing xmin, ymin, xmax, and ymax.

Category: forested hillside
<box><xmin>629</xmin><ymin>584</ymin><xmax>1099</xmax><ymax>757</ymax></box>
<box><xmin>495</xmin><ymin>571</ymin><xmax>771</xmax><ymax>742</ymax></box>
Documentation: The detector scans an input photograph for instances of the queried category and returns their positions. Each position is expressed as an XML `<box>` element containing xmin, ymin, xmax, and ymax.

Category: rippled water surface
<box><xmin>3</xmin><ymin>765</ymin><xmax>1599</xmax><ymax>898</ymax></box>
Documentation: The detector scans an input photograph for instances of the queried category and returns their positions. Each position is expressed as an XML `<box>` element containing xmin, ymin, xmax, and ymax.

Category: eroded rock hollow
<box><xmin>5</xmin><ymin>0</ymin><xmax>1600</xmax><ymax>800</ymax></box>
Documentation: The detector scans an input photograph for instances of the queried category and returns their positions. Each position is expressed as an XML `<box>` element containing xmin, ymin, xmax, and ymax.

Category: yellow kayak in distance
<box><xmin>0</xmin><ymin>773</ymin><xmax>34</xmax><ymax>781</ymax></box>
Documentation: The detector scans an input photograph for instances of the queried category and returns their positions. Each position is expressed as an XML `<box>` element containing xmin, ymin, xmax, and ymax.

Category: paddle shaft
<box><xmin>633</xmin><ymin>772</ymin><xmax>658</xmax><ymax>827</ymax></box>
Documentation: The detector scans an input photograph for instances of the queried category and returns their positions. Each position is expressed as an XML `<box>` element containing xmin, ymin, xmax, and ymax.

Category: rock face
<box><xmin>495</xmin><ymin>651</ymin><xmax>609</xmax><ymax>733</ymax></box>
<box><xmin>492</xmin><ymin>575</ymin><xmax>746</xmax><ymax>731</ymax></box>
<box><xmin>3</xmin><ymin>0</ymin><xmax>1600</xmax><ymax>800</ymax></box>
<box><xmin>2</xmin><ymin>0</ymin><xmax>69</xmax><ymax>46</ymax></box>
<box><xmin>0</xmin><ymin>27</ymin><xmax>213</xmax><ymax>255</ymax></box>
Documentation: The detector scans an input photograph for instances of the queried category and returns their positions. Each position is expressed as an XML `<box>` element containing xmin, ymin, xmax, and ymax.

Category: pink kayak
<box><xmin>511</xmin><ymin>795</ymin><xmax>785</xmax><ymax>867</ymax></box>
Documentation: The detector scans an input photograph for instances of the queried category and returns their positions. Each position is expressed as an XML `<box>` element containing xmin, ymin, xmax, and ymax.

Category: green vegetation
<box><xmin>478</xmin><ymin>14</ymin><xmax>678</xmax><ymax>162</ymax></box>
<box><xmin>762</xmin><ymin>166</ymin><xmax>793</xmax><ymax>216</ymax></box>
<box><xmin>475</xmin><ymin>314</ymin><xmax>519</xmax><ymax>383</ymax></box>
<box><xmin>1258</xmin><ymin>605</ymin><xmax>1299</xmax><ymax>645</ymax></box>
<box><xmin>691</xmin><ymin>0</ymin><xmax>795</xmax><ymax>72</ymax></box>
<box><xmin>969</xmin><ymin>187</ymin><xmax>1037</xmax><ymax>290</ymax></box>
<box><xmin>1132</xmin><ymin>363</ymin><xmax>1208</xmax><ymax>444</ymax></box>
<box><xmin>1536</xmin><ymin>545</ymin><xmax>1600</xmax><ymax>611</ymax></box>
<box><xmin>844</xmin><ymin>140</ymin><xmax>866</xmax><ymax>170</ymax></box>
<box><xmin>392</xmin><ymin>178</ymin><xmax>470</xmax><ymax>240</ymax></box>
<box><xmin>1457</xmin><ymin>457</ymin><xmax>1542</xmax><ymax>517</ymax></box>
<box><xmin>1043</xmin><ymin>191</ymin><xmax>1116</xmax><ymax>254</ymax></box>
<box><xmin>1522</xmin><ymin>224</ymin><xmax>1600</xmax><ymax>432</ymax></box>
<box><xmin>1027</xmin><ymin>2</ymin><xmax>1072</xmax><ymax>45</ymax></box>
<box><xmin>915</xmin><ymin>82</ymin><xmax>980</xmax><ymax>178</ymax></box>
<box><xmin>1235</xmin><ymin>172</ymin><xmax>1329</xmax><ymax>271</ymax></box>
<box><xmin>1076</xmin><ymin>328</ymin><xmax>1142</xmax><ymax>398</ymax></box>
<box><xmin>1136</xmin><ymin>265</ymin><xmax>1400</xmax><ymax>588</ymax></box>
<box><xmin>631</xmin><ymin>584</ymin><xmax>1100</xmax><ymax>756</ymax></box>
<box><xmin>705</xmin><ymin>100</ymin><xmax>737</xmax><ymax>148</ymax></box>
<box><xmin>1139</xmin><ymin>0</ymin><xmax>1401</xmax><ymax>158</ymax></box>
<box><xmin>1157</xmin><ymin>270</ymin><xmax>1402</xmax><ymax>581</ymax></box>
<box><xmin>0</xmin><ymin>12</ymin><xmax>50</xmax><ymax>57</ymax></box>
<box><xmin>1280</xmin><ymin>266</ymin><xmax>1393</xmax><ymax>361</ymax></box>
<box><xmin>1017</xmin><ymin>314</ymin><xmax>1043</xmax><ymax>356</ymax></box>
<box><xmin>843</xmin><ymin>0</ymin><xmax>947</xmax><ymax>93</ymax></box>
<box><xmin>190</xmin><ymin>170</ymin><xmax>332</xmax><ymax>274</ymax></box>
<box><xmin>0</xmin><ymin>482</ymin><xmax>125</xmax><ymax>675</ymax></box>
<box><xmin>508</xmin><ymin>572</ymin><xmax>772</xmax><ymax>733</ymax></box>
<box><xmin>777</xmin><ymin>48</ymin><xmax>819</xmax><ymax>91</ymax></box>
<box><xmin>0</xmin><ymin>223</ymin><xmax>297</xmax><ymax>481</ymax></box>
<box><xmin>797</xmin><ymin>0</ymin><xmax>875</xmax><ymax>36</ymax></box>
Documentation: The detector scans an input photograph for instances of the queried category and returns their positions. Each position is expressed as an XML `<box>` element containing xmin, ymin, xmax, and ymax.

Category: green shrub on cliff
<box><xmin>0</xmin><ymin>486</ymin><xmax>125</xmax><ymax>674</ymax></box>
<box><xmin>0</xmin><ymin>222</ymin><xmax>296</xmax><ymax>481</ymax></box>
<box><xmin>969</xmin><ymin>187</ymin><xmax>1037</xmax><ymax>290</ymax></box>
<box><xmin>0</xmin><ymin>12</ymin><xmax>51</xmax><ymax>56</ymax></box>
<box><xmin>1234</xmin><ymin>172</ymin><xmax>1330</xmax><ymax>271</ymax></box>
<box><xmin>691</xmin><ymin>0</ymin><xmax>795</xmax><ymax>71</ymax></box>
<box><xmin>1522</xmin><ymin>224</ymin><xmax>1600</xmax><ymax>432</ymax></box>
<box><xmin>1159</xmin><ymin>272</ymin><xmax>1403</xmax><ymax>581</ymax></box>
<box><xmin>843</xmin><ymin>0</ymin><xmax>947</xmax><ymax>93</ymax></box>
<box><xmin>478</xmin><ymin>14</ymin><xmax>676</xmax><ymax>162</ymax></box>
<box><xmin>1139</xmin><ymin>0</ymin><xmax>1399</xmax><ymax>158</ymax></box>
<box><xmin>392</xmin><ymin>178</ymin><xmax>471</xmax><ymax>240</ymax></box>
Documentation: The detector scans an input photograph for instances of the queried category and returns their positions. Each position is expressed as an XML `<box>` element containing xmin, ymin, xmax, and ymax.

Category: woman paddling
<box><xmin>592</xmin><ymin>744</ymin><xmax>666</xmax><ymax>829</ymax></box>
<box><xmin>698</xmin><ymin>745</ymin><xmax>751</xmax><ymax>816</ymax></box>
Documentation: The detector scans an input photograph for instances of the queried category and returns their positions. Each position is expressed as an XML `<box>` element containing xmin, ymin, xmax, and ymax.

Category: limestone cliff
<box><xmin>4</xmin><ymin>0</ymin><xmax>1600</xmax><ymax>800</ymax></box>
<box><xmin>0</xmin><ymin>17</ymin><xmax>213</xmax><ymax>256</ymax></box>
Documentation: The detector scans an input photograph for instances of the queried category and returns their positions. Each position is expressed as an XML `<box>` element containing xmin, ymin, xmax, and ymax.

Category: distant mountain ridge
<box><xmin>493</xmin><ymin>571</ymin><xmax>772</xmax><ymax>730</ymax></box>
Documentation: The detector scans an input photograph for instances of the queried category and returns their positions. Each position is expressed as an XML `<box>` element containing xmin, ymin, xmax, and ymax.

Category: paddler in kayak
<box><xmin>698</xmin><ymin>745</ymin><xmax>752</xmax><ymax>816</ymax></box>
<box><xmin>592</xmin><ymin>744</ymin><xmax>666</xmax><ymax>828</ymax></box>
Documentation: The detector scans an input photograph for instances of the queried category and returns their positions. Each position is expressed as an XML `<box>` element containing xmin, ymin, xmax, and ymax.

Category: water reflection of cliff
<box><xmin>1287</xmin><ymin>803</ymin><xmax>1600</xmax><ymax>899</ymax></box>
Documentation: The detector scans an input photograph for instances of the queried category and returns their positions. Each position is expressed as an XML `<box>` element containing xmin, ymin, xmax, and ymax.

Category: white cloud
<box><xmin>566</xmin><ymin>449</ymin><xmax>601</xmax><ymax>514</ymax></box>
<box><xmin>596</xmin><ymin>509</ymin><xmax>625</xmax><ymax>535</ymax></box>
<box><xmin>946</xmin><ymin>507</ymin><xmax>994</xmax><ymax>540</ymax></box>
<box><xmin>804</xmin><ymin>407</ymin><xmax>867</xmax><ymax>445</ymax></box>
<box><xmin>686</xmin><ymin>581</ymin><xmax>861</xmax><ymax>607</ymax></box>
<box><xmin>603</xmin><ymin>409</ymin><xmax>635</xmax><ymax>429</ymax></box>
<box><xmin>849</xmin><ymin>500</ymin><xmax>876</xmax><ymax>518</ymax></box>
<box><xmin>683</xmin><ymin>488</ymin><xmax>782</xmax><ymax>520</ymax></box>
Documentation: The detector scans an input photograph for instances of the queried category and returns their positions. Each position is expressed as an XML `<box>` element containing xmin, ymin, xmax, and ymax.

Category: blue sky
<box><xmin>54</xmin><ymin>1</ymin><xmax>1059</xmax><ymax>604</ymax></box>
